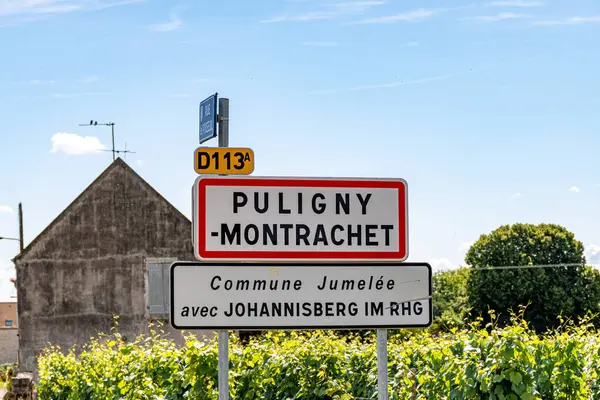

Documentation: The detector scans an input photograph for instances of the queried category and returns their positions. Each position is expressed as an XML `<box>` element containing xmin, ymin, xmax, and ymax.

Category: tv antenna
<box><xmin>99</xmin><ymin>142</ymin><xmax>136</xmax><ymax>160</ymax></box>
<box><xmin>78</xmin><ymin>120</ymin><xmax>117</xmax><ymax>161</ymax></box>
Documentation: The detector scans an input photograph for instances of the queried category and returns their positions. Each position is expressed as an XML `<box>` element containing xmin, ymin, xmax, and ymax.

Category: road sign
<box><xmin>192</xmin><ymin>176</ymin><xmax>408</xmax><ymax>262</ymax></box>
<box><xmin>170</xmin><ymin>262</ymin><xmax>431</xmax><ymax>330</ymax></box>
<box><xmin>194</xmin><ymin>147</ymin><xmax>254</xmax><ymax>175</ymax></box>
<box><xmin>199</xmin><ymin>93</ymin><xmax>218</xmax><ymax>144</ymax></box>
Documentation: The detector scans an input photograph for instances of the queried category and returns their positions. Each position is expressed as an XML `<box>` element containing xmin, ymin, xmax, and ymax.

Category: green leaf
<box><xmin>509</xmin><ymin>372</ymin><xmax>522</xmax><ymax>385</ymax></box>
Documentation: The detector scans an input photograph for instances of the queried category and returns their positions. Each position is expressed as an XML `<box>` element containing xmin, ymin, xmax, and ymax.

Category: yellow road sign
<box><xmin>194</xmin><ymin>147</ymin><xmax>255</xmax><ymax>175</ymax></box>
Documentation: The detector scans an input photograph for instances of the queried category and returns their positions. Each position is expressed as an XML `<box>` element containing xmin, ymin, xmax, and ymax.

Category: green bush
<box><xmin>0</xmin><ymin>362</ymin><xmax>15</xmax><ymax>383</ymax></box>
<box><xmin>432</xmin><ymin>266</ymin><xmax>470</xmax><ymax>332</ymax></box>
<box><xmin>466</xmin><ymin>223</ymin><xmax>600</xmax><ymax>332</ymax></box>
<box><xmin>37</xmin><ymin>314</ymin><xmax>600</xmax><ymax>399</ymax></box>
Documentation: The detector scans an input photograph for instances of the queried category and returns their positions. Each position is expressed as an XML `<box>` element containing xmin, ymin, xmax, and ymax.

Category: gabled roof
<box><xmin>13</xmin><ymin>157</ymin><xmax>190</xmax><ymax>262</ymax></box>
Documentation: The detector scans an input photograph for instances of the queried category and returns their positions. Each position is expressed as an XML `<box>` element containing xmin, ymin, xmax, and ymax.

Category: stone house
<box><xmin>13</xmin><ymin>158</ymin><xmax>212</xmax><ymax>377</ymax></box>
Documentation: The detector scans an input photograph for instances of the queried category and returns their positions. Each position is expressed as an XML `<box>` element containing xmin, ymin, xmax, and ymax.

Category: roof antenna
<box><xmin>79</xmin><ymin>120</ymin><xmax>116</xmax><ymax>161</ymax></box>
<box><xmin>98</xmin><ymin>143</ymin><xmax>136</xmax><ymax>160</ymax></box>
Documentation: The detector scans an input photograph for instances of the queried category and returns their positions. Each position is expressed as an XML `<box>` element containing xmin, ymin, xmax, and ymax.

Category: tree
<box><xmin>431</xmin><ymin>267</ymin><xmax>470</xmax><ymax>332</ymax></box>
<box><xmin>465</xmin><ymin>223</ymin><xmax>600</xmax><ymax>332</ymax></box>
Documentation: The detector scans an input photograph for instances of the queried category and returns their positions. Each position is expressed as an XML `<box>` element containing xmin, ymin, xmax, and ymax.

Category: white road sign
<box><xmin>192</xmin><ymin>176</ymin><xmax>408</xmax><ymax>262</ymax></box>
<box><xmin>170</xmin><ymin>262</ymin><xmax>431</xmax><ymax>330</ymax></box>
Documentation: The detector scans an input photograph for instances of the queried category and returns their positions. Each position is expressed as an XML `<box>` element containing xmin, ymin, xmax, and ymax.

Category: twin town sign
<box><xmin>171</xmin><ymin>262</ymin><xmax>431</xmax><ymax>330</ymax></box>
<box><xmin>192</xmin><ymin>176</ymin><xmax>408</xmax><ymax>262</ymax></box>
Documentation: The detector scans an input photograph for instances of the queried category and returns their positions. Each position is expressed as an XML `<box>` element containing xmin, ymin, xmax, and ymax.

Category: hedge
<box><xmin>38</xmin><ymin>314</ymin><xmax>600</xmax><ymax>399</ymax></box>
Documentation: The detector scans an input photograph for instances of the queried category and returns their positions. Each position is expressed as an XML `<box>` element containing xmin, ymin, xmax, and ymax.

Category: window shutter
<box><xmin>148</xmin><ymin>263</ymin><xmax>166</xmax><ymax>317</ymax></box>
<box><xmin>162</xmin><ymin>263</ymin><xmax>170</xmax><ymax>317</ymax></box>
<box><xmin>147</xmin><ymin>258</ymin><xmax>177</xmax><ymax>319</ymax></box>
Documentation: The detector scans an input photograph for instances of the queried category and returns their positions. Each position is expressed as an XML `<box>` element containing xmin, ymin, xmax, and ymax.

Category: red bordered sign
<box><xmin>192</xmin><ymin>176</ymin><xmax>408</xmax><ymax>262</ymax></box>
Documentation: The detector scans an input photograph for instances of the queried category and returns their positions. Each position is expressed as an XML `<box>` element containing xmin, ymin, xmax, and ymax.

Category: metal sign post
<box><xmin>217</xmin><ymin>97</ymin><xmax>230</xmax><ymax>400</ymax></box>
<box><xmin>377</xmin><ymin>329</ymin><xmax>388</xmax><ymax>400</ymax></box>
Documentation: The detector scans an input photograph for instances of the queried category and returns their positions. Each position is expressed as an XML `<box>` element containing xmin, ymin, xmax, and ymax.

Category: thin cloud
<box><xmin>261</xmin><ymin>12</ymin><xmax>332</xmax><ymax>23</ymax></box>
<box><xmin>511</xmin><ymin>192</ymin><xmax>522</xmax><ymax>199</ymax></box>
<box><xmin>136</xmin><ymin>160</ymin><xmax>145</xmax><ymax>167</ymax></box>
<box><xmin>485</xmin><ymin>1</ymin><xmax>543</xmax><ymax>7</ymax></box>
<box><xmin>149</xmin><ymin>11</ymin><xmax>182</xmax><ymax>32</ymax></box>
<box><xmin>150</xmin><ymin>15</ymin><xmax>182</xmax><ymax>32</ymax></box>
<box><xmin>0</xmin><ymin>205</ymin><xmax>14</xmax><ymax>214</ymax></box>
<box><xmin>348</xmin><ymin>74</ymin><xmax>452</xmax><ymax>91</ymax></box>
<box><xmin>351</xmin><ymin>8</ymin><xmax>438</xmax><ymax>24</ymax></box>
<box><xmin>0</xmin><ymin>0</ymin><xmax>146</xmax><ymax>19</ymax></box>
<box><xmin>309</xmin><ymin>74</ymin><xmax>452</xmax><ymax>94</ymax></box>
<box><xmin>307</xmin><ymin>66</ymin><xmax>492</xmax><ymax>95</ymax></box>
<box><xmin>405</xmin><ymin>41</ymin><xmax>419</xmax><ymax>47</ymax></box>
<box><xmin>149</xmin><ymin>6</ymin><xmax>182</xmax><ymax>32</ymax></box>
<box><xmin>19</xmin><ymin>79</ymin><xmax>56</xmax><ymax>85</ymax></box>
<box><xmin>568</xmin><ymin>186</ymin><xmax>581</xmax><ymax>193</ymax></box>
<box><xmin>534</xmin><ymin>16</ymin><xmax>600</xmax><ymax>25</ymax></box>
<box><xmin>328</xmin><ymin>1</ymin><xmax>385</xmax><ymax>11</ymax></box>
<box><xmin>261</xmin><ymin>1</ymin><xmax>384</xmax><ymax>23</ymax></box>
<box><xmin>52</xmin><ymin>92</ymin><xmax>111</xmax><ymax>99</ymax></box>
<box><xmin>0</xmin><ymin>1</ymin><xmax>80</xmax><ymax>17</ymax></box>
<box><xmin>302</xmin><ymin>41</ymin><xmax>340</xmax><ymax>47</ymax></box>
<box><xmin>50</xmin><ymin>132</ymin><xmax>106</xmax><ymax>155</ymax></box>
<box><xmin>80</xmin><ymin>75</ymin><xmax>99</xmax><ymax>83</ymax></box>
<box><xmin>462</xmin><ymin>12</ymin><xmax>530</xmax><ymax>22</ymax></box>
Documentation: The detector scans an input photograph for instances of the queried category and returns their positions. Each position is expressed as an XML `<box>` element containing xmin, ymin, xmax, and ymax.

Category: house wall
<box><xmin>15</xmin><ymin>161</ymin><xmax>212</xmax><ymax>379</ymax></box>
<box><xmin>0</xmin><ymin>328</ymin><xmax>18</xmax><ymax>364</ymax></box>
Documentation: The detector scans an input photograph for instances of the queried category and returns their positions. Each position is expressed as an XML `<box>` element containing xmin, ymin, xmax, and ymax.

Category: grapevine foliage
<box><xmin>37</xmin><ymin>314</ymin><xmax>600</xmax><ymax>399</ymax></box>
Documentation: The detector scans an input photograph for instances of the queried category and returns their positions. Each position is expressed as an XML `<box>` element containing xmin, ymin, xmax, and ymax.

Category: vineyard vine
<box><xmin>37</xmin><ymin>312</ymin><xmax>600</xmax><ymax>400</ymax></box>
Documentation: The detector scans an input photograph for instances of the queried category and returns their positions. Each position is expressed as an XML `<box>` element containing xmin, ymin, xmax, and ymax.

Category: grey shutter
<box><xmin>148</xmin><ymin>263</ymin><xmax>166</xmax><ymax>317</ymax></box>
<box><xmin>162</xmin><ymin>263</ymin><xmax>170</xmax><ymax>317</ymax></box>
<box><xmin>147</xmin><ymin>258</ymin><xmax>177</xmax><ymax>319</ymax></box>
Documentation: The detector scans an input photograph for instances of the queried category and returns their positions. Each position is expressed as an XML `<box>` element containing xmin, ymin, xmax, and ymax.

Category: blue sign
<box><xmin>199</xmin><ymin>93</ymin><xmax>218</xmax><ymax>144</ymax></box>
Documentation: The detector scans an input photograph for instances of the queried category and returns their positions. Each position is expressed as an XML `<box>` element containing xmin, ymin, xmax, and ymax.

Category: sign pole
<box><xmin>217</xmin><ymin>97</ymin><xmax>230</xmax><ymax>400</ymax></box>
<box><xmin>218</xmin><ymin>98</ymin><xmax>229</xmax><ymax>148</ymax></box>
<box><xmin>377</xmin><ymin>328</ymin><xmax>388</xmax><ymax>400</ymax></box>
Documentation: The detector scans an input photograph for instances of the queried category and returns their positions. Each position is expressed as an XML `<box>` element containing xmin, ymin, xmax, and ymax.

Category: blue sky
<box><xmin>1</xmin><ymin>0</ymin><xmax>600</xmax><ymax>301</ymax></box>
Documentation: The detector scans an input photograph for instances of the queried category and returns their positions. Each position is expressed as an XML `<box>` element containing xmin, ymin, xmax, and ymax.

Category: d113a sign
<box><xmin>192</xmin><ymin>176</ymin><xmax>408</xmax><ymax>262</ymax></box>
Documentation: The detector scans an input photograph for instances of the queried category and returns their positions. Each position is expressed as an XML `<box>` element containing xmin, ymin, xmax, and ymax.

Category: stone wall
<box><xmin>0</xmin><ymin>328</ymin><xmax>18</xmax><ymax>364</ymax></box>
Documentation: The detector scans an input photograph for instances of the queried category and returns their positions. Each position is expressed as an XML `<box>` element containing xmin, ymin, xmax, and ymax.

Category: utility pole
<box><xmin>79</xmin><ymin>120</ymin><xmax>116</xmax><ymax>161</ymax></box>
<box><xmin>18</xmin><ymin>203</ymin><xmax>23</xmax><ymax>252</ymax></box>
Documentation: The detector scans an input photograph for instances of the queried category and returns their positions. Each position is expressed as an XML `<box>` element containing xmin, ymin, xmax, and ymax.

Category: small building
<box><xmin>0</xmin><ymin>302</ymin><xmax>17</xmax><ymax>328</ymax></box>
<box><xmin>0</xmin><ymin>301</ymin><xmax>18</xmax><ymax>364</ymax></box>
<box><xmin>13</xmin><ymin>158</ymin><xmax>213</xmax><ymax>376</ymax></box>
